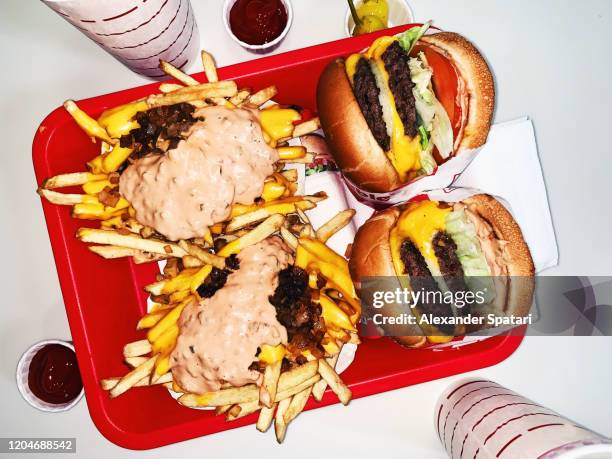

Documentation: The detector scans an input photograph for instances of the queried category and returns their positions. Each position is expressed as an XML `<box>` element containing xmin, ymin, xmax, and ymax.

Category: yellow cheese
<box><xmin>97</xmin><ymin>100</ymin><xmax>148</xmax><ymax>139</ymax></box>
<box><xmin>389</xmin><ymin>201</ymin><xmax>450</xmax><ymax>276</ymax></box>
<box><xmin>344</xmin><ymin>37</ymin><xmax>421</xmax><ymax>180</ymax></box>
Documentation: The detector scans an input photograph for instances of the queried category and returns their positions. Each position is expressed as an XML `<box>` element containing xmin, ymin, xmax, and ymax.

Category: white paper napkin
<box><xmin>452</xmin><ymin>118</ymin><xmax>558</xmax><ymax>272</ymax></box>
<box><xmin>304</xmin><ymin>117</ymin><xmax>558</xmax><ymax>273</ymax></box>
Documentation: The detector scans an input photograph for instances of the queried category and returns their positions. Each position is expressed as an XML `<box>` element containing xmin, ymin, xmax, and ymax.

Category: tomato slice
<box><xmin>411</xmin><ymin>44</ymin><xmax>462</xmax><ymax>139</ymax></box>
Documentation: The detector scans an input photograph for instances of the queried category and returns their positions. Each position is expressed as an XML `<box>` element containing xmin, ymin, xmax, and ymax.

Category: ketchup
<box><xmin>229</xmin><ymin>0</ymin><xmax>288</xmax><ymax>45</ymax></box>
<box><xmin>28</xmin><ymin>344</ymin><xmax>82</xmax><ymax>404</ymax></box>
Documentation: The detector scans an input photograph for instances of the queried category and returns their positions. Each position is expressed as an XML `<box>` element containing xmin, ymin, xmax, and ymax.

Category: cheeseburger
<box><xmin>349</xmin><ymin>194</ymin><xmax>534</xmax><ymax>347</ymax></box>
<box><xmin>317</xmin><ymin>24</ymin><xmax>495</xmax><ymax>192</ymax></box>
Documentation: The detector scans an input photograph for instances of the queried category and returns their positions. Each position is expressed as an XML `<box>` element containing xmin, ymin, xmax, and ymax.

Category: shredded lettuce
<box><xmin>408</xmin><ymin>53</ymin><xmax>454</xmax><ymax>159</ymax></box>
<box><xmin>418</xmin><ymin>125</ymin><xmax>429</xmax><ymax>150</ymax></box>
<box><xmin>397</xmin><ymin>21</ymin><xmax>431</xmax><ymax>53</ymax></box>
<box><xmin>417</xmin><ymin>126</ymin><xmax>436</xmax><ymax>176</ymax></box>
<box><xmin>445</xmin><ymin>207</ymin><xmax>495</xmax><ymax>302</ymax></box>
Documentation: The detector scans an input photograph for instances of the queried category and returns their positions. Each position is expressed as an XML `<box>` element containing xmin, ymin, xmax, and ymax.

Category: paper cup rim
<box><xmin>223</xmin><ymin>0</ymin><xmax>293</xmax><ymax>51</ymax></box>
<box><xmin>16</xmin><ymin>339</ymin><xmax>84</xmax><ymax>412</ymax></box>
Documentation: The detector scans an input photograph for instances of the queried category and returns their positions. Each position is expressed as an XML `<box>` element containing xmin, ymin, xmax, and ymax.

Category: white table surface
<box><xmin>1</xmin><ymin>0</ymin><xmax>611</xmax><ymax>457</ymax></box>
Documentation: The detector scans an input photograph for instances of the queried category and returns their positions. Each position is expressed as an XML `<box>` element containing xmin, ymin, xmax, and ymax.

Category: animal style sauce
<box><xmin>229</xmin><ymin>0</ymin><xmax>288</xmax><ymax>45</ymax></box>
<box><xmin>27</xmin><ymin>344</ymin><xmax>82</xmax><ymax>404</ymax></box>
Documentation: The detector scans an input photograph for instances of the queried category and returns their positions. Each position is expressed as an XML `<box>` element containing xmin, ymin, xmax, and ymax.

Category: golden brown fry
<box><xmin>133</xmin><ymin>252</ymin><xmax>170</xmax><ymax>264</ymax></box>
<box><xmin>125</xmin><ymin>356</ymin><xmax>148</xmax><ymax>368</ymax></box>
<box><xmin>88</xmin><ymin>245</ymin><xmax>139</xmax><ymax>259</ymax></box>
<box><xmin>64</xmin><ymin>100</ymin><xmax>116</xmax><ymax>144</ymax></box>
<box><xmin>101</xmin><ymin>370</ymin><xmax>172</xmax><ymax>391</ymax></box>
<box><xmin>226</xmin><ymin>400</ymin><xmax>260</xmax><ymax>421</ymax></box>
<box><xmin>159</xmin><ymin>82</ymin><xmax>184</xmax><ymax>93</ymax></box>
<box><xmin>123</xmin><ymin>339</ymin><xmax>152</xmax><ymax>358</ymax></box>
<box><xmin>292</xmin><ymin>117</ymin><xmax>321</xmax><ymax>137</ymax></box>
<box><xmin>247</xmin><ymin>85</ymin><xmax>278</xmax><ymax>106</ymax></box>
<box><xmin>227</xmin><ymin>404</ymin><xmax>242</xmax><ymax>419</ymax></box>
<box><xmin>38</xmin><ymin>188</ymin><xmax>93</xmax><ymax>205</ymax></box>
<box><xmin>317</xmin><ymin>359</ymin><xmax>351</xmax><ymax>405</ymax></box>
<box><xmin>226</xmin><ymin>202</ymin><xmax>314</xmax><ymax>232</ymax></box>
<box><xmin>274</xmin><ymin>398</ymin><xmax>291</xmax><ymax>443</ymax></box>
<box><xmin>215</xmin><ymin>405</ymin><xmax>232</xmax><ymax>416</ymax></box>
<box><xmin>179</xmin><ymin>361</ymin><xmax>318</xmax><ymax>407</ymax></box>
<box><xmin>77</xmin><ymin>228</ymin><xmax>187</xmax><ymax>257</ymax></box>
<box><xmin>218</xmin><ymin>214</ymin><xmax>285</xmax><ymax>257</ymax></box>
<box><xmin>278</xmin><ymin>152</ymin><xmax>315</xmax><ymax>164</ymax></box>
<box><xmin>177</xmin><ymin>240</ymin><xmax>225</xmax><ymax>269</ymax></box>
<box><xmin>147</xmin><ymin>81</ymin><xmax>237</xmax><ymax>107</ymax></box>
<box><xmin>311</xmin><ymin>352</ymin><xmax>340</xmax><ymax>401</ymax></box>
<box><xmin>256</xmin><ymin>404</ymin><xmax>276</xmax><ymax>432</ymax></box>
<box><xmin>179</xmin><ymin>383</ymin><xmax>259</xmax><ymax>407</ymax></box>
<box><xmin>280</xmin><ymin>169</ymin><xmax>298</xmax><ymax>182</ymax></box>
<box><xmin>200</xmin><ymin>51</ymin><xmax>218</xmax><ymax>83</ymax></box>
<box><xmin>280</xmin><ymin>227</ymin><xmax>298</xmax><ymax>251</ymax></box>
<box><xmin>229</xmin><ymin>89</ymin><xmax>251</xmax><ymax>106</ymax></box>
<box><xmin>42</xmin><ymin>172</ymin><xmax>107</xmax><ymax>189</ymax></box>
<box><xmin>109</xmin><ymin>355</ymin><xmax>156</xmax><ymax>398</ymax></box>
<box><xmin>277</xmin><ymin>146</ymin><xmax>306</xmax><ymax>161</ymax></box>
<box><xmin>182</xmin><ymin>255</ymin><xmax>205</xmax><ymax>268</ymax></box>
<box><xmin>284</xmin><ymin>386</ymin><xmax>312</xmax><ymax>424</ymax></box>
<box><xmin>302</xmin><ymin>192</ymin><xmax>328</xmax><ymax>203</ymax></box>
<box><xmin>260</xmin><ymin>360</ymin><xmax>281</xmax><ymax>408</ymax></box>
<box><xmin>315</xmin><ymin>209</ymin><xmax>356</xmax><ymax>243</ymax></box>
<box><xmin>274</xmin><ymin>375</ymin><xmax>320</xmax><ymax>402</ymax></box>
<box><xmin>159</xmin><ymin>60</ymin><xmax>199</xmax><ymax>86</ymax></box>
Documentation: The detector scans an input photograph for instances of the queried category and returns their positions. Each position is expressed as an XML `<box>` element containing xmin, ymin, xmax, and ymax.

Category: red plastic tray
<box><xmin>32</xmin><ymin>24</ymin><xmax>523</xmax><ymax>450</ymax></box>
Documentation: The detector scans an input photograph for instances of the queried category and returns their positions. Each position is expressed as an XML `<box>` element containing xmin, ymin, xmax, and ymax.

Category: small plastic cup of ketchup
<box><xmin>223</xmin><ymin>0</ymin><xmax>293</xmax><ymax>54</ymax></box>
<box><xmin>16</xmin><ymin>340</ymin><xmax>84</xmax><ymax>412</ymax></box>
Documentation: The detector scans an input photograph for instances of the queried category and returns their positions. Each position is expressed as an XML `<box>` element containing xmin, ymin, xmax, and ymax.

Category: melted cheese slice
<box><xmin>389</xmin><ymin>201</ymin><xmax>451</xmax><ymax>277</ymax></box>
<box><xmin>344</xmin><ymin>37</ymin><xmax>422</xmax><ymax>181</ymax></box>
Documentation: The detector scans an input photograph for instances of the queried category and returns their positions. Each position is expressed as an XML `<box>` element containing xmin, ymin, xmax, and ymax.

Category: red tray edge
<box><xmin>31</xmin><ymin>23</ymin><xmax>525</xmax><ymax>450</ymax></box>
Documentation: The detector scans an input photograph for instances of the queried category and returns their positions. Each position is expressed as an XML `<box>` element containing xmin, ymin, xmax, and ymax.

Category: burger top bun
<box><xmin>317</xmin><ymin>31</ymin><xmax>495</xmax><ymax>193</ymax></box>
<box><xmin>348</xmin><ymin>194</ymin><xmax>534</xmax><ymax>349</ymax></box>
<box><xmin>420</xmin><ymin>32</ymin><xmax>495</xmax><ymax>152</ymax></box>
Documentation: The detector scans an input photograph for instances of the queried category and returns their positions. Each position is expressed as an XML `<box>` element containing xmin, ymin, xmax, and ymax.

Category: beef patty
<box><xmin>382</xmin><ymin>41</ymin><xmax>417</xmax><ymax>137</ymax></box>
<box><xmin>353</xmin><ymin>58</ymin><xmax>390</xmax><ymax>152</ymax></box>
<box><xmin>269</xmin><ymin>266</ymin><xmax>326</xmax><ymax>359</ymax></box>
<box><xmin>400</xmin><ymin>239</ymin><xmax>456</xmax><ymax>334</ymax></box>
<box><xmin>119</xmin><ymin>102</ymin><xmax>199</xmax><ymax>162</ymax></box>
<box><xmin>432</xmin><ymin>232</ymin><xmax>470</xmax><ymax>316</ymax></box>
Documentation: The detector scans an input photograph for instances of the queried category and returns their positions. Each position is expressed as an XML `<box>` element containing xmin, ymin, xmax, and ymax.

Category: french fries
<box><xmin>177</xmin><ymin>240</ymin><xmax>225</xmax><ymax>269</ymax></box>
<box><xmin>247</xmin><ymin>85</ymin><xmax>278</xmax><ymax>107</ymax></box>
<box><xmin>123</xmin><ymin>339</ymin><xmax>152</xmax><ymax>358</ymax></box>
<box><xmin>109</xmin><ymin>355</ymin><xmax>156</xmax><ymax>398</ymax></box>
<box><xmin>41</xmin><ymin>47</ymin><xmax>360</xmax><ymax>444</ymax></box>
<box><xmin>147</xmin><ymin>81</ymin><xmax>237</xmax><ymax>107</ymax></box>
<box><xmin>316</xmin><ymin>209</ymin><xmax>356</xmax><ymax>242</ymax></box>
<box><xmin>260</xmin><ymin>360</ymin><xmax>282</xmax><ymax>408</ymax></box>
<box><xmin>317</xmin><ymin>359</ymin><xmax>352</xmax><ymax>405</ymax></box>
<box><xmin>293</xmin><ymin>117</ymin><xmax>321</xmax><ymax>137</ymax></box>
<box><xmin>77</xmin><ymin>228</ymin><xmax>187</xmax><ymax>257</ymax></box>
<box><xmin>43</xmin><ymin>172</ymin><xmax>107</xmax><ymax>189</ymax></box>
<box><xmin>159</xmin><ymin>60</ymin><xmax>199</xmax><ymax>86</ymax></box>
<box><xmin>218</xmin><ymin>214</ymin><xmax>285</xmax><ymax>256</ymax></box>
<box><xmin>200</xmin><ymin>51</ymin><xmax>218</xmax><ymax>83</ymax></box>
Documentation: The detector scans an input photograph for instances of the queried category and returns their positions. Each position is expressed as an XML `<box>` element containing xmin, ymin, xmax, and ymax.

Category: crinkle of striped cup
<box><xmin>435</xmin><ymin>378</ymin><xmax>612</xmax><ymax>459</ymax></box>
<box><xmin>41</xmin><ymin>0</ymin><xmax>200</xmax><ymax>78</ymax></box>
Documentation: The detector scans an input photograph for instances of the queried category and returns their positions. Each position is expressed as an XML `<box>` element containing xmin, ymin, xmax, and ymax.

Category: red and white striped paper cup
<box><xmin>41</xmin><ymin>0</ymin><xmax>200</xmax><ymax>78</ymax></box>
<box><xmin>435</xmin><ymin>378</ymin><xmax>611</xmax><ymax>459</ymax></box>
